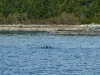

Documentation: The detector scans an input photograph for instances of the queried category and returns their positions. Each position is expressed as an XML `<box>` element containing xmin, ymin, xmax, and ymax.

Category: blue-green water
<box><xmin>0</xmin><ymin>32</ymin><xmax>100</xmax><ymax>75</ymax></box>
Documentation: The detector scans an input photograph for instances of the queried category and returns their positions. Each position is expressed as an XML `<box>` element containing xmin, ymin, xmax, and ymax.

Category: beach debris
<box><xmin>18</xmin><ymin>24</ymin><xmax>23</xmax><ymax>27</ymax></box>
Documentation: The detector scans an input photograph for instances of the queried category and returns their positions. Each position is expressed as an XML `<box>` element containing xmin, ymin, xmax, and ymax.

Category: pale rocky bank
<box><xmin>0</xmin><ymin>24</ymin><xmax>100</xmax><ymax>35</ymax></box>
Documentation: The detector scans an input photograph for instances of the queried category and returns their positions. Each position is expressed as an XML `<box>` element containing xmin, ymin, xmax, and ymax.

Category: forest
<box><xmin>0</xmin><ymin>0</ymin><xmax>100</xmax><ymax>25</ymax></box>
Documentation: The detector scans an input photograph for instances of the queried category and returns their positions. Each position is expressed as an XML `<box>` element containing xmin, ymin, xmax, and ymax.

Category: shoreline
<box><xmin>0</xmin><ymin>24</ymin><xmax>100</xmax><ymax>35</ymax></box>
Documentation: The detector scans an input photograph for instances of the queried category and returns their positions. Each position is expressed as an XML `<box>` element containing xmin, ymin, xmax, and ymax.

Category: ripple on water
<box><xmin>0</xmin><ymin>33</ymin><xmax>100</xmax><ymax>75</ymax></box>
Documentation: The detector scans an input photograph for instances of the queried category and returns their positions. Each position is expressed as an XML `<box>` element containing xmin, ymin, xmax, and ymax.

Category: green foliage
<box><xmin>0</xmin><ymin>0</ymin><xmax>100</xmax><ymax>24</ymax></box>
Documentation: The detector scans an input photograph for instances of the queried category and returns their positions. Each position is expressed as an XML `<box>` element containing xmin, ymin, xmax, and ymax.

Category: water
<box><xmin>0</xmin><ymin>31</ymin><xmax>100</xmax><ymax>75</ymax></box>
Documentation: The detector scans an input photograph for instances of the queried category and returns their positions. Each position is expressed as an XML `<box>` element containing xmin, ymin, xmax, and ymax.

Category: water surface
<box><xmin>0</xmin><ymin>32</ymin><xmax>100</xmax><ymax>75</ymax></box>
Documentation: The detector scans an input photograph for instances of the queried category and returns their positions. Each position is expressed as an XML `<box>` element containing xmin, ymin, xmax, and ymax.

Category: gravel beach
<box><xmin>0</xmin><ymin>24</ymin><xmax>100</xmax><ymax>35</ymax></box>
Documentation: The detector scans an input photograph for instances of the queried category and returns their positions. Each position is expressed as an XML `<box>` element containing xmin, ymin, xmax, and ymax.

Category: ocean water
<box><xmin>0</xmin><ymin>31</ymin><xmax>100</xmax><ymax>75</ymax></box>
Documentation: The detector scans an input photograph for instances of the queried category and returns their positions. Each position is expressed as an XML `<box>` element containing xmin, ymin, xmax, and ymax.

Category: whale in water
<box><xmin>40</xmin><ymin>45</ymin><xmax>52</xmax><ymax>49</ymax></box>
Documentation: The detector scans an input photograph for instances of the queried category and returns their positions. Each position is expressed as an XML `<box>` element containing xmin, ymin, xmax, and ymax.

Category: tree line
<box><xmin>0</xmin><ymin>0</ymin><xmax>100</xmax><ymax>24</ymax></box>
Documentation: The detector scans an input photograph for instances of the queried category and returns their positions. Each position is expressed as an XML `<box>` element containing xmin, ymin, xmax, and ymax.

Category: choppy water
<box><xmin>0</xmin><ymin>31</ymin><xmax>100</xmax><ymax>75</ymax></box>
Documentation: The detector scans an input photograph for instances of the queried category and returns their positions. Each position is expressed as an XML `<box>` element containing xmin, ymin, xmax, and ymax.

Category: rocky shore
<box><xmin>0</xmin><ymin>24</ymin><xmax>100</xmax><ymax>35</ymax></box>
